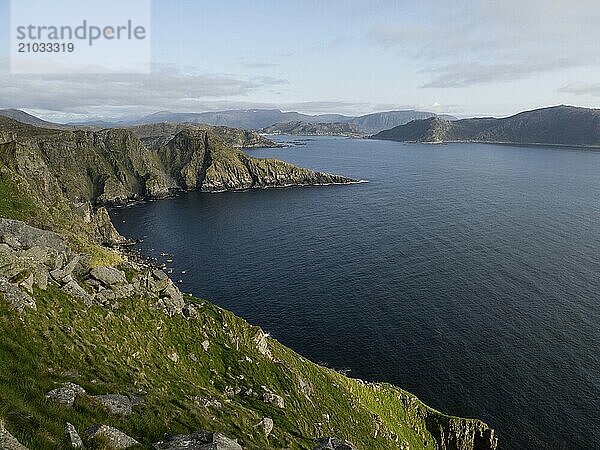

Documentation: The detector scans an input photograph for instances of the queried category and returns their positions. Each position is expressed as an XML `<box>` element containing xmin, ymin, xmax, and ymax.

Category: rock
<box><xmin>256</xmin><ymin>417</ymin><xmax>273</xmax><ymax>437</ymax></box>
<box><xmin>313</xmin><ymin>437</ymin><xmax>358</xmax><ymax>450</ymax></box>
<box><xmin>0</xmin><ymin>420</ymin><xmax>28</xmax><ymax>449</ymax></box>
<box><xmin>262</xmin><ymin>392</ymin><xmax>285</xmax><ymax>409</ymax></box>
<box><xmin>153</xmin><ymin>430</ymin><xmax>242</xmax><ymax>450</ymax></box>
<box><xmin>0</xmin><ymin>277</ymin><xmax>36</xmax><ymax>312</ymax></box>
<box><xmin>45</xmin><ymin>382</ymin><xmax>85</xmax><ymax>407</ymax></box>
<box><xmin>61</xmin><ymin>280</ymin><xmax>94</xmax><ymax>306</ymax></box>
<box><xmin>167</xmin><ymin>352</ymin><xmax>179</xmax><ymax>363</ymax></box>
<box><xmin>90</xmin><ymin>266</ymin><xmax>127</xmax><ymax>285</ymax></box>
<box><xmin>64</xmin><ymin>422</ymin><xmax>84</xmax><ymax>448</ymax></box>
<box><xmin>201</xmin><ymin>340</ymin><xmax>210</xmax><ymax>352</ymax></box>
<box><xmin>32</xmin><ymin>264</ymin><xmax>49</xmax><ymax>290</ymax></box>
<box><xmin>0</xmin><ymin>219</ymin><xmax>68</xmax><ymax>252</ymax></box>
<box><xmin>63</xmin><ymin>256</ymin><xmax>80</xmax><ymax>276</ymax></box>
<box><xmin>85</xmin><ymin>424</ymin><xmax>140</xmax><ymax>449</ymax></box>
<box><xmin>253</xmin><ymin>329</ymin><xmax>272</xmax><ymax>359</ymax></box>
<box><xmin>50</xmin><ymin>269</ymin><xmax>67</xmax><ymax>283</ymax></box>
<box><xmin>148</xmin><ymin>270</ymin><xmax>170</xmax><ymax>292</ymax></box>
<box><xmin>18</xmin><ymin>273</ymin><xmax>34</xmax><ymax>294</ymax></box>
<box><xmin>92</xmin><ymin>394</ymin><xmax>133</xmax><ymax>416</ymax></box>
<box><xmin>182</xmin><ymin>302</ymin><xmax>197</xmax><ymax>319</ymax></box>
<box><xmin>0</xmin><ymin>233</ymin><xmax>22</xmax><ymax>250</ymax></box>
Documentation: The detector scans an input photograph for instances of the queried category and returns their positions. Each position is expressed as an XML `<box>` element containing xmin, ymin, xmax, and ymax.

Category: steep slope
<box><xmin>262</xmin><ymin>121</ymin><xmax>362</xmax><ymax>137</ymax></box>
<box><xmin>0</xmin><ymin>109</ymin><xmax>75</xmax><ymax>130</ymax></box>
<box><xmin>372</xmin><ymin>105</ymin><xmax>600</xmax><ymax>147</ymax></box>
<box><xmin>348</xmin><ymin>111</ymin><xmax>457</xmax><ymax>134</ymax></box>
<box><xmin>0</xmin><ymin>117</ymin><xmax>355</xmax><ymax>210</ymax></box>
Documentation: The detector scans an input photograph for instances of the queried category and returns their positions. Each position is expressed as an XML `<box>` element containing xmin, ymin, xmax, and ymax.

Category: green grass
<box><xmin>0</xmin><ymin>281</ymin><xmax>479</xmax><ymax>450</ymax></box>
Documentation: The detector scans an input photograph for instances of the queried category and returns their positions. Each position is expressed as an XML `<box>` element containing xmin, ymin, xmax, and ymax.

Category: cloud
<box><xmin>557</xmin><ymin>82</ymin><xmax>600</xmax><ymax>97</ymax></box>
<box><xmin>0</xmin><ymin>65</ymin><xmax>288</xmax><ymax>118</ymax></box>
<box><xmin>368</xmin><ymin>0</ymin><xmax>600</xmax><ymax>88</ymax></box>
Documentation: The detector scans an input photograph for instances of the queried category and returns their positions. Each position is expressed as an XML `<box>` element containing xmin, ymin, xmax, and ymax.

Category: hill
<box><xmin>262</xmin><ymin>121</ymin><xmax>362</xmax><ymax>137</ymax></box>
<box><xmin>372</xmin><ymin>105</ymin><xmax>600</xmax><ymax>147</ymax></box>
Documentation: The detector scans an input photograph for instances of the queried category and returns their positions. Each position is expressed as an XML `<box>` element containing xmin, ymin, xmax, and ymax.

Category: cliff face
<box><xmin>372</xmin><ymin>105</ymin><xmax>600</xmax><ymax>146</ymax></box>
<box><xmin>0</xmin><ymin>117</ymin><xmax>356</xmax><ymax>208</ymax></box>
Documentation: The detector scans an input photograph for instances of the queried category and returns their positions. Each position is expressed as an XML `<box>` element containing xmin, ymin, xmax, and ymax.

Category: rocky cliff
<box><xmin>372</xmin><ymin>105</ymin><xmax>600</xmax><ymax>147</ymax></box>
<box><xmin>0</xmin><ymin>116</ymin><xmax>354</xmax><ymax>207</ymax></box>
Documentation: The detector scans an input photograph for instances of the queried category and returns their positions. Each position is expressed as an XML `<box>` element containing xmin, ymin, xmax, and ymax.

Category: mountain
<box><xmin>372</xmin><ymin>105</ymin><xmax>600</xmax><ymax>147</ymax></box>
<box><xmin>347</xmin><ymin>111</ymin><xmax>456</xmax><ymax>134</ymax></box>
<box><xmin>0</xmin><ymin>116</ymin><xmax>497</xmax><ymax>449</ymax></box>
<box><xmin>136</xmin><ymin>109</ymin><xmax>457</xmax><ymax>134</ymax></box>
<box><xmin>0</xmin><ymin>108</ymin><xmax>76</xmax><ymax>130</ymax></box>
<box><xmin>262</xmin><ymin>121</ymin><xmax>362</xmax><ymax>137</ymax></box>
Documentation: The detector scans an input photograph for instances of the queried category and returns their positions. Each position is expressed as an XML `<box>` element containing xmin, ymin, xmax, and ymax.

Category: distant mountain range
<box><xmin>0</xmin><ymin>109</ymin><xmax>76</xmax><ymax>130</ymax></box>
<box><xmin>262</xmin><ymin>121</ymin><xmax>362</xmax><ymax>137</ymax></box>
<box><xmin>66</xmin><ymin>109</ymin><xmax>457</xmax><ymax>134</ymax></box>
<box><xmin>372</xmin><ymin>105</ymin><xmax>600</xmax><ymax>147</ymax></box>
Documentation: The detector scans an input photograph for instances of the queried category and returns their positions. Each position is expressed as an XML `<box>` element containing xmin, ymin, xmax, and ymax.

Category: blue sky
<box><xmin>2</xmin><ymin>0</ymin><xmax>600</xmax><ymax>120</ymax></box>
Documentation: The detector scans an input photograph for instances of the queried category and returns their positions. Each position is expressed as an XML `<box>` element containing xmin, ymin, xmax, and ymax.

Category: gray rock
<box><xmin>0</xmin><ymin>218</ymin><xmax>68</xmax><ymax>252</ymax></box>
<box><xmin>0</xmin><ymin>277</ymin><xmax>36</xmax><ymax>312</ymax></box>
<box><xmin>92</xmin><ymin>394</ymin><xmax>133</xmax><ymax>416</ymax></box>
<box><xmin>153</xmin><ymin>430</ymin><xmax>242</xmax><ymax>450</ymax></box>
<box><xmin>0</xmin><ymin>233</ymin><xmax>22</xmax><ymax>250</ymax></box>
<box><xmin>85</xmin><ymin>424</ymin><xmax>140</xmax><ymax>449</ymax></box>
<box><xmin>90</xmin><ymin>267</ymin><xmax>127</xmax><ymax>286</ymax></box>
<box><xmin>45</xmin><ymin>382</ymin><xmax>85</xmax><ymax>407</ymax></box>
<box><xmin>64</xmin><ymin>422</ymin><xmax>84</xmax><ymax>448</ymax></box>
<box><xmin>0</xmin><ymin>420</ymin><xmax>28</xmax><ymax>449</ymax></box>
<box><xmin>50</xmin><ymin>269</ymin><xmax>67</xmax><ymax>283</ymax></box>
<box><xmin>32</xmin><ymin>264</ymin><xmax>49</xmax><ymax>290</ymax></box>
<box><xmin>253</xmin><ymin>330</ymin><xmax>272</xmax><ymax>359</ymax></box>
<box><xmin>262</xmin><ymin>392</ymin><xmax>285</xmax><ymax>409</ymax></box>
<box><xmin>62</xmin><ymin>280</ymin><xmax>94</xmax><ymax>306</ymax></box>
<box><xmin>313</xmin><ymin>438</ymin><xmax>357</xmax><ymax>450</ymax></box>
<box><xmin>63</xmin><ymin>256</ymin><xmax>81</xmax><ymax>276</ymax></box>
<box><xmin>256</xmin><ymin>417</ymin><xmax>273</xmax><ymax>437</ymax></box>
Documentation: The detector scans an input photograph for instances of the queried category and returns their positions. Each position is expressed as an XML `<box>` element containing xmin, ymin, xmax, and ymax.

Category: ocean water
<box><xmin>112</xmin><ymin>136</ymin><xmax>600</xmax><ymax>449</ymax></box>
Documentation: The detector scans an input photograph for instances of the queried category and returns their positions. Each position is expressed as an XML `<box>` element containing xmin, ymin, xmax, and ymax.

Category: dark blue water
<box><xmin>112</xmin><ymin>136</ymin><xmax>600</xmax><ymax>449</ymax></box>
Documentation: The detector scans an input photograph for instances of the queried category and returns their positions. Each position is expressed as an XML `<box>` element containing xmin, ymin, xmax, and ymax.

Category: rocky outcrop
<box><xmin>92</xmin><ymin>394</ymin><xmax>133</xmax><ymax>416</ymax></box>
<box><xmin>85</xmin><ymin>424</ymin><xmax>140</xmax><ymax>449</ymax></box>
<box><xmin>153</xmin><ymin>430</ymin><xmax>242</xmax><ymax>450</ymax></box>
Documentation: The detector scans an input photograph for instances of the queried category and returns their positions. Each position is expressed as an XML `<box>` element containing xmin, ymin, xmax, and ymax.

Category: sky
<box><xmin>2</xmin><ymin>0</ymin><xmax>600</xmax><ymax>121</ymax></box>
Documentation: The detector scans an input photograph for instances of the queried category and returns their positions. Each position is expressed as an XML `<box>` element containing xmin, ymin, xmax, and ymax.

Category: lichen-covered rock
<box><xmin>253</xmin><ymin>329</ymin><xmax>272</xmax><ymax>359</ymax></box>
<box><xmin>61</xmin><ymin>279</ymin><xmax>94</xmax><ymax>306</ymax></box>
<box><xmin>262</xmin><ymin>392</ymin><xmax>285</xmax><ymax>409</ymax></box>
<box><xmin>64</xmin><ymin>422</ymin><xmax>83</xmax><ymax>448</ymax></box>
<box><xmin>256</xmin><ymin>417</ymin><xmax>273</xmax><ymax>437</ymax></box>
<box><xmin>45</xmin><ymin>382</ymin><xmax>85</xmax><ymax>407</ymax></box>
<box><xmin>0</xmin><ymin>277</ymin><xmax>36</xmax><ymax>312</ymax></box>
<box><xmin>0</xmin><ymin>420</ymin><xmax>28</xmax><ymax>450</ymax></box>
<box><xmin>153</xmin><ymin>430</ymin><xmax>242</xmax><ymax>450</ymax></box>
<box><xmin>90</xmin><ymin>266</ymin><xmax>127</xmax><ymax>285</ymax></box>
<box><xmin>92</xmin><ymin>394</ymin><xmax>133</xmax><ymax>416</ymax></box>
<box><xmin>85</xmin><ymin>424</ymin><xmax>140</xmax><ymax>449</ymax></box>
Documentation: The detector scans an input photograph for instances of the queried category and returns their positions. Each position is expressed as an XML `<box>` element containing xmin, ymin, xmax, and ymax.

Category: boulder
<box><xmin>253</xmin><ymin>330</ymin><xmax>272</xmax><ymax>359</ymax></box>
<box><xmin>45</xmin><ymin>382</ymin><xmax>85</xmax><ymax>407</ymax></box>
<box><xmin>0</xmin><ymin>277</ymin><xmax>36</xmax><ymax>312</ymax></box>
<box><xmin>92</xmin><ymin>394</ymin><xmax>133</xmax><ymax>416</ymax></box>
<box><xmin>256</xmin><ymin>417</ymin><xmax>273</xmax><ymax>437</ymax></box>
<box><xmin>0</xmin><ymin>218</ymin><xmax>68</xmax><ymax>252</ymax></box>
<box><xmin>182</xmin><ymin>302</ymin><xmax>198</xmax><ymax>319</ymax></box>
<box><xmin>64</xmin><ymin>422</ymin><xmax>84</xmax><ymax>448</ymax></box>
<box><xmin>314</xmin><ymin>438</ymin><xmax>358</xmax><ymax>450</ymax></box>
<box><xmin>262</xmin><ymin>392</ymin><xmax>285</xmax><ymax>409</ymax></box>
<box><xmin>85</xmin><ymin>424</ymin><xmax>140</xmax><ymax>449</ymax></box>
<box><xmin>61</xmin><ymin>280</ymin><xmax>94</xmax><ymax>306</ymax></box>
<box><xmin>0</xmin><ymin>420</ymin><xmax>28</xmax><ymax>450</ymax></box>
<box><xmin>153</xmin><ymin>430</ymin><xmax>242</xmax><ymax>450</ymax></box>
<box><xmin>90</xmin><ymin>266</ymin><xmax>127</xmax><ymax>286</ymax></box>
